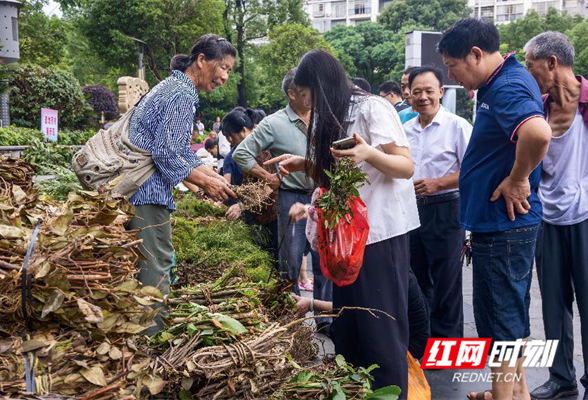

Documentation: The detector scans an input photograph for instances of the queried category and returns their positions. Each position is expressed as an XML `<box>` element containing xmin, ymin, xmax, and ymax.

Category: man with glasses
<box><xmin>379</xmin><ymin>81</ymin><xmax>410</xmax><ymax>112</ymax></box>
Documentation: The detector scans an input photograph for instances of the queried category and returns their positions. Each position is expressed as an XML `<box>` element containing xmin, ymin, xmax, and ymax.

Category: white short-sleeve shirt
<box><xmin>403</xmin><ymin>108</ymin><xmax>472</xmax><ymax>195</ymax></box>
<box><xmin>346</xmin><ymin>95</ymin><xmax>420</xmax><ymax>245</ymax></box>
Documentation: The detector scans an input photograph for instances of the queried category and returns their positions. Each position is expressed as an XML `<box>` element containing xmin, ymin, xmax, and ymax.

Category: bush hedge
<box><xmin>0</xmin><ymin>125</ymin><xmax>95</xmax><ymax>146</ymax></box>
<box><xmin>8</xmin><ymin>64</ymin><xmax>91</xmax><ymax>130</ymax></box>
<box><xmin>83</xmin><ymin>84</ymin><xmax>119</xmax><ymax>121</ymax></box>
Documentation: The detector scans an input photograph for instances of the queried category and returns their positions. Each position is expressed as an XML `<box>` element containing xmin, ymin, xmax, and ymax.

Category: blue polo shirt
<box><xmin>459</xmin><ymin>53</ymin><xmax>544</xmax><ymax>232</ymax></box>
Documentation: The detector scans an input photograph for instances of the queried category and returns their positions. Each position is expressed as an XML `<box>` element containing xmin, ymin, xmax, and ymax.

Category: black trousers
<box><xmin>536</xmin><ymin>219</ymin><xmax>588</xmax><ymax>388</ymax></box>
<box><xmin>410</xmin><ymin>196</ymin><xmax>464</xmax><ymax>338</ymax></box>
<box><xmin>331</xmin><ymin>234</ymin><xmax>409</xmax><ymax>396</ymax></box>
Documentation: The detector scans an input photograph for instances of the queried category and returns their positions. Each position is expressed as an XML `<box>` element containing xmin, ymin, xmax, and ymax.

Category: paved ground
<box><xmin>303</xmin><ymin>260</ymin><xmax>586</xmax><ymax>399</ymax></box>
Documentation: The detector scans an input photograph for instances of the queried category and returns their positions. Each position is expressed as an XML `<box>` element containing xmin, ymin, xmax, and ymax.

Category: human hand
<box><xmin>292</xmin><ymin>294</ymin><xmax>310</xmax><ymax>317</ymax></box>
<box><xmin>490</xmin><ymin>176</ymin><xmax>531</xmax><ymax>221</ymax></box>
<box><xmin>330</xmin><ymin>133</ymin><xmax>374</xmax><ymax>164</ymax></box>
<box><xmin>267</xmin><ymin>173</ymin><xmax>281</xmax><ymax>191</ymax></box>
<box><xmin>225</xmin><ymin>203</ymin><xmax>242</xmax><ymax>220</ymax></box>
<box><xmin>414</xmin><ymin>179</ymin><xmax>440</xmax><ymax>197</ymax></box>
<box><xmin>201</xmin><ymin>175</ymin><xmax>236</xmax><ymax>202</ymax></box>
<box><xmin>289</xmin><ymin>202</ymin><xmax>309</xmax><ymax>222</ymax></box>
<box><xmin>263</xmin><ymin>154</ymin><xmax>305</xmax><ymax>177</ymax></box>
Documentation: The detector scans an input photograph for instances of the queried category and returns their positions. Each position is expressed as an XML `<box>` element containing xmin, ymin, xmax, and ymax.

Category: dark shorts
<box><xmin>471</xmin><ymin>225</ymin><xmax>539</xmax><ymax>343</ymax></box>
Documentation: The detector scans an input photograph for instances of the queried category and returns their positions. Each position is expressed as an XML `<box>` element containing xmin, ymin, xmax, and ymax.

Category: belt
<box><xmin>279</xmin><ymin>188</ymin><xmax>313</xmax><ymax>196</ymax></box>
<box><xmin>416</xmin><ymin>191</ymin><xmax>460</xmax><ymax>206</ymax></box>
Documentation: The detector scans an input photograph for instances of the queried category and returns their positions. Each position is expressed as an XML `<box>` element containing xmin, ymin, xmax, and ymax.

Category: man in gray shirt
<box><xmin>233</xmin><ymin>69</ymin><xmax>332</xmax><ymax>327</ymax></box>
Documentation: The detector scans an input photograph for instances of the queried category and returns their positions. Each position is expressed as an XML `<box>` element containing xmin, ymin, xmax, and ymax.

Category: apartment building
<box><xmin>304</xmin><ymin>0</ymin><xmax>393</xmax><ymax>32</ymax></box>
<box><xmin>305</xmin><ymin>0</ymin><xmax>588</xmax><ymax>32</ymax></box>
<box><xmin>468</xmin><ymin>0</ymin><xmax>588</xmax><ymax>23</ymax></box>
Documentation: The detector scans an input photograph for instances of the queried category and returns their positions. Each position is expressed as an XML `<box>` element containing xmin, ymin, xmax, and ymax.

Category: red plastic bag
<box><xmin>316</xmin><ymin>188</ymin><xmax>370</xmax><ymax>287</ymax></box>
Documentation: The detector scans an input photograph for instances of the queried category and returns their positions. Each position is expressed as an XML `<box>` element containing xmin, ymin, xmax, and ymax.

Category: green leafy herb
<box><xmin>316</xmin><ymin>157</ymin><xmax>370</xmax><ymax>230</ymax></box>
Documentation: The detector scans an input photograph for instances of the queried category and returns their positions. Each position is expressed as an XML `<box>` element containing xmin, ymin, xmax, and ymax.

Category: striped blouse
<box><xmin>128</xmin><ymin>70</ymin><xmax>203</xmax><ymax>210</ymax></box>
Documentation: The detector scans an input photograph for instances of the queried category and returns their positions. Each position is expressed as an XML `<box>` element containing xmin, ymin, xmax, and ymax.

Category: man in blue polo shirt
<box><xmin>439</xmin><ymin>19</ymin><xmax>552</xmax><ymax>400</ymax></box>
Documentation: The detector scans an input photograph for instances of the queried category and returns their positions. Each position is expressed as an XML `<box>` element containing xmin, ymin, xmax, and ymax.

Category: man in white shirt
<box><xmin>403</xmin><ymin>66</ymin><xmax>472</xmax><ymax>339</ymax></box>
<box><xmin>196</xmin><ymin>118</ymin><xmax>205</xmax><ymax>135</ymax></box>
<box><xmin>525</xmin><ymin>32</ymin><xmax>588</xmax><ymax>400</ymax></box>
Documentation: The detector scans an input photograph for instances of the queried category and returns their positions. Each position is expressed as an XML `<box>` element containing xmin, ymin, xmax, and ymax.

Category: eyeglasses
<box><xmin>380</xmin><ymin>92</ymin><xmax>392</xmax><ymax>98</ymax></box>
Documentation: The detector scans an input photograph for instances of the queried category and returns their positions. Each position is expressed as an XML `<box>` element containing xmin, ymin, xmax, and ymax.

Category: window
<box><xmin>312</xmin><ymin>20</ymin><xmax>325</xmax><ymax>32</ymax></box>
<box><xmin>313</xmin><ymin>3</ymin><xmax>325</xmax><ymax>17</ymax></box>
<box><xmin>333</xmin><ymin>2</ymin><xmax>346</xmax><ymax>17</ymax></box>
<box><xmin>11</xmin><ymin>17</ymin><xmax>17</xmax><ymax>42</ymax></box>
<box><xmin>349</xmin><ymin>1</ymin><xmax>370</xmax><ymax>15</ymax></box>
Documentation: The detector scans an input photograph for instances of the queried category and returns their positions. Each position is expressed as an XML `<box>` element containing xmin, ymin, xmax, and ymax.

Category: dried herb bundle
<box><xmin>272</xmin><ymin>355</ymin><xmax>401</xmax><ymax>400</ymax></box>
<box><xmin>316</xmin><ymin>157</ymin><xmax>369</xmax><ymax>230</ymax></box>
<box><xmin>0</xmin><ymin>330</ymin><xmax>162</xmax><ymax>398</ymax></box>
<box><xmin>0</xmin><ymin>158</ymin><xmax>165</xmax><ymax>399</ymax></box>
<box><xmin>0</xmin><ymin>190</ymin><xmax>162</xmax><ymax>336</ymax></box>
<box><xmin>232</xmin><ymin>181</ymin><xmax>274</xmax><ymax>213</ymax></box>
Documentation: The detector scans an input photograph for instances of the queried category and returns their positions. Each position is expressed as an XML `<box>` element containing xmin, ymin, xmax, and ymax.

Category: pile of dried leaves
<box><xmin>0</xmin><ymin>157</ymin><xmax>164</xmax><ymax>398</ymax></box>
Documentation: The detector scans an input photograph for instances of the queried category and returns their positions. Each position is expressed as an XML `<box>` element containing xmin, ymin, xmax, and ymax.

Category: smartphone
<box><xmin>332</xmin><ymin>137</ymin><xmax>357</xmax><ymax>150</ymax></box>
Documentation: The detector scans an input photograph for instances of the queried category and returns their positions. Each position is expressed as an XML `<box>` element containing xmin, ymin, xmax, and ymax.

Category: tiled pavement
<box><xmin>306</xmin><ymin>262</ymin><xmax>586</xmax><ymax>399</ymax></box>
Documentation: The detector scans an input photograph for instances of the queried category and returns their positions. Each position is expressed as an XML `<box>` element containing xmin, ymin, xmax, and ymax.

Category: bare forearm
<box><xmin>366</xmin><ymin>148</ymin><xmax>414</xmax><ymax>179</ymax></box>
<box><xmin>510</xmin><ymin>119</ymin><xmax>551</xmax><ymax>182</ymax></box>
<box><xmin>434</xmin><ymin>170</ymin><xmax>459</xmax><ymax>191</ymax></box>
<box><xmin>248</xmin><ymin>164</ymin><xmax>275</xmax><ymax>182</ymax></box>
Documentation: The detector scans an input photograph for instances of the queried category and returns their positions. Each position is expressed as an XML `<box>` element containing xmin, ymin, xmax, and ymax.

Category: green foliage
<box><xmin>317</xmin><ymin>158</ymin><xmax>370</xmax><ymax>230</ymax></box>
<box><xmin>223</xmin><ymin>0</ymin><xmax>310</xmax><ymax>106</ymax></box>
<box><xmin>174</xmin><ymin>196</ymin><xmax>226</xmax><ymax>219</ymax></box>
<box><xmin>74</xmin><ymin>0</ymin><xmax>225</xmax><ymax>84</ymax></box>
<box><xmin>0</xmin><ymin>125</ymin><xmax>95</xmax><ymax>146</ymax></box>
<box><xmin>499</xmin><ymin>9</ymin><xmax>584</xmax><ymax>63</ymax></box>
<box><xmin>259</xmin><ymin>23</ymin><xmax>334</xmax><ymax>110</ymax></box>
<box><xmin>35</xmin><ymin>165</ymin><xmax>81</xmax><ymax>200</ymax></box>
<box><xmin>324</xmin><ymin>22</ymin><xmax>403</xmax><ymax>89</ymax></box>
<box><xmin>378</xmin><ymin>0</ymin><xmax>470</xmax><ymax>33</ymax></box>
<box><xmin>568</xmin><ymin>20</ymin><xmax>588</xmax><ymax>77</ymax></box>
<box><xmin>172</xmin><ymin>217</ymin><xmax>273</xmax><ymax>282</ymax></box>
<box><xmin>272</xmin><ymin>354</ymin><xmax>401</xmax><ymax>399</ymax></box>
<box><xmin>18</xmin><ymin>0</ymin><xmax>70</xmax><ymax>67</ymax></box>
<box><xmin>8</xmin><ymin>64</ymin><xmax>92</xmax><ymax>130</ymax></box>
<box><xmin>23</xmin><ymin>139</ymin><xmax>76</xmax><ymax>174</ymax></box>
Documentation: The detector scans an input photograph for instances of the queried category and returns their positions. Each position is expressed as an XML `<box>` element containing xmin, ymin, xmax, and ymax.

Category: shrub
<box><xmin>8</xmin><ymin>64</ymin><xmax>91</xmax><ymax>130</ymax></box>
<box><xmin>83</xmin><ymin>84</ymin><xmax>119</xmax><ymax>120</ymax></box>
<box><xmin>0</xmin><ymin>125</ymin><xmax>95</xmax><ymax>146</ymax></box>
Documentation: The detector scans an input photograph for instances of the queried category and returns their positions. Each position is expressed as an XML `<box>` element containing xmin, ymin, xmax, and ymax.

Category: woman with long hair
<box><xmin>267</xmin><ymin>50</ymin><xmax>419</xmax><ymax>395</ymax></box>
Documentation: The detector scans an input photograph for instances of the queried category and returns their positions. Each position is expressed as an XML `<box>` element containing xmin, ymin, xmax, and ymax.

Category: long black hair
<box><xmin>220</xmin><ymin>107</ymin><xmax>260</xmax><ymax>137</ymax></box>
<box><xmin>294</xmin><ymin>50</ymin><xmax>362</xmax><ymax>188</ymax></box>
<box><xmin>170</xmin><ymin>34</ymin><xmax>236</xmax><ymax>72</ymax></box>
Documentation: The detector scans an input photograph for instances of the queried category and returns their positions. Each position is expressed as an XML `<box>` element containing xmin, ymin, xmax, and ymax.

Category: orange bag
<box><xmin>408</xmin><ymin>352</ymin><xmax>431</xmax><ymax>400</ymax></box>
<box><xmin>316</xmin><ymin>188</ymin><xmax>369</xmax><ymax>287</ymax></box>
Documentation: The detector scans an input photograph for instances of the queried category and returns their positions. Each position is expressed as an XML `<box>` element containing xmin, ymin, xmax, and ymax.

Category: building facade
<box><xmin>305</xmin><ymin>0</ymin><xmax>588</xmax><ymax>32</ymax></box>
<box><xmin>304</xmin><ymin>0</ymin><xmax>393</xmax><ymax>32</ymax></box>
<box><xmin>468</xmin><ymin>0</ymin><xmax>588</xmax><ymax>23</ymax></box>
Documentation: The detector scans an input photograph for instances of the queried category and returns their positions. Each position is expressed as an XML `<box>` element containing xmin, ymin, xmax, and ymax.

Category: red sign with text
<box><xmin>41</xmin><ymin>108</ymin><xmax>58</xmax><ymax>142</ymax></box>
<box><xmin>422</xmin><ymin>338</ymin><xmax>492</xmax><ymax>369</ymax></box>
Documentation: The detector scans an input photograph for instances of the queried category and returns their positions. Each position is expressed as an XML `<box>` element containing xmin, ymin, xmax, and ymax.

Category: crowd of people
<box><xmin>122</xmin><ymin>17</ymin><xmax>588</xmax><ymax>400</ymax></box>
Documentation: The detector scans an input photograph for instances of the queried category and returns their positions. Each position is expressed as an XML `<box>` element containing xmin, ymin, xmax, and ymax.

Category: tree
<box><xmin>324</xmin><ymin>22</ymin><xmax>402</xmax><ymax>89</ymax></box>
<box><xmin>567</xmin><ymin>20</ymin><xmax>588</xmax><ymax>77</ymax></box>
<box><xmin>498</xmin><ymin>8</ymin><xmax>583</xmax><ymax>62</ymax></box>
<box><xmin>378</xmin><ymin>0</ymin><xmax>470</xmax><ymax>33</ymax></box>
<box><xmin>222</xmin><ymin>0</ymin><xmax>309</xmax><ymax>107</ymax></box>
<box><xmin>18</xmin><ymin>0</ymin><xmax>70</xmax><ymax>67</ymax></box>
<box><xmin>74</xmin><ymin>0</ymin><xmax>225</xmax><ymax>85</ymax></box>
<box><xmin>258</xmin><ymin>23</ymin><xmax>334</xmax><ymax>110</ymax></box>
<box><xmin>9</xmin><ymin>64</ymin><xmax>89</xmax><ymax>129</ymax></box>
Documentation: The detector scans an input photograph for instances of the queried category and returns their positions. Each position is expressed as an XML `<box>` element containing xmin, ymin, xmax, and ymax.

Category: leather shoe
<box><xmin>531</xmin><ymin>380</ymin><xmax>578</xmax><ymax>399</ymax></box>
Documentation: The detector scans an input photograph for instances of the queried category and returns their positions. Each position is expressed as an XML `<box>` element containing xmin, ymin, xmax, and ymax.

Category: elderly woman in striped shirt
<box><xmin>126</xmin><ymin>34</ymin><xmax>237</xmax><ymax>333</ymax></box>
